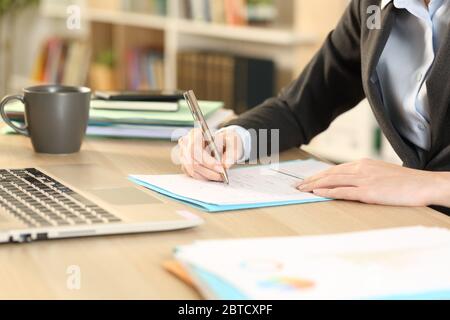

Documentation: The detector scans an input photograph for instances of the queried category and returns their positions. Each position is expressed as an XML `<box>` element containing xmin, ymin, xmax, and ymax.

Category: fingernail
<box><xmin>303</xmin><ymin>184</ymin><xmax>312</xmax><ymax>191</ymax></box>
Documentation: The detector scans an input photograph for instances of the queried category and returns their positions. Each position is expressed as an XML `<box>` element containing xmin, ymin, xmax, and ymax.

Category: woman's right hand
<box><xmin>178</xmin><ymin>127</ymin><xmax>244</xmax><ymax>182</ymax></box>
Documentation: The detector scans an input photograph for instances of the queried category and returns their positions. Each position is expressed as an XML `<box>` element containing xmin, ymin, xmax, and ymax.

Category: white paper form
<box><xmin>130</xmin><ymin>159</ymin><xmax>332</xmax><ymax>209</ymax></box>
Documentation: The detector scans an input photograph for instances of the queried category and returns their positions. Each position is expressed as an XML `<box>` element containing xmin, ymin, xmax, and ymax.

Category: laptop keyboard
<box><xmin>0</xmin><ymin>168</ymin><xmax>121</xmax><ymax>228</ymax></box>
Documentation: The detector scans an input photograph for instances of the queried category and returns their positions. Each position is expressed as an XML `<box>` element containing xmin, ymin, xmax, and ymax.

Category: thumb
<box><xmin>214</xmin><ymin>131</ymin><xmax>226</xmax><ymax>157</ymax></box>
<box><xmin>222</xmin><ymin>133</ymin><xmax>242</xmax><ymax>169</ymax></box>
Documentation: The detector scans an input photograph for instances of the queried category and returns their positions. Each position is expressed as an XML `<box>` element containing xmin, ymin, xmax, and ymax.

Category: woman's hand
<box><xmin>297</xmin><ymin>159</ymin><xmax>450</xmax><ymax>207</ymax></box>
<box><xmin>178</xmin><ymin>128</ymin><xmax>243</xmax><ymax>182</ymax></box>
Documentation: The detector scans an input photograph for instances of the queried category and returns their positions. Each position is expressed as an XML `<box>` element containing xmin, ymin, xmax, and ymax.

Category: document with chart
<box><xmin>175</xmin><ymin>227</ymin><xmax>450</xmax><ymax>300</ymax></box>
<box><xmin>129</xmin><ymin>159</ymin><xmax>332</xmax><ymax>212</ymax></box>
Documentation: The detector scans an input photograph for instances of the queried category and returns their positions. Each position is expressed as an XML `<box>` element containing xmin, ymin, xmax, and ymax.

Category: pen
<box><xmin>184</xmin><ymin>90</ymin><xmax>230</xmax><ymax>185</ymax></box>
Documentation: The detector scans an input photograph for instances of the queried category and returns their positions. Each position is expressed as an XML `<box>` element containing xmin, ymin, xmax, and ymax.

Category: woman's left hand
<box><xmin>297</xmin><ymin>159</ymin><xmax>450</xmax><ymax>207</ymax></box>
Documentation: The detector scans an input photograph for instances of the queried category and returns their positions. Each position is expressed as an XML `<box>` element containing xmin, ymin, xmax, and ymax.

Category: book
<box><xmin>91</xmin><ymin>100</ymin><xmax>179</xmax><ymax>112</ymax></box>
<box><xmin>31</xmin><ymin>38</ymin><xmax>91</xmax><ymax>86</ymax></box>
<box><xmin>247</xmin><ymin>0</ymin><xmax>277</xmax><ymax>24</ymax></box>
<box><xmin>245</xmin><ymin>56</ymin><xmax>275</xmax><ymax>109</ymax></box>
<box><xmin>88</xmin><ymin>0</ymin><xmax>167</xmax><ymax>15</ymax></box>
<box><xmin>190</xmin><ymin>0</ymin><xmax>207</xmax><ymax>21</ymax></box>
<box><xmin>179</xmin><ymin>0</ymin><xmax>277</xmax><ymax>25</ymax></box>
<box><xmin>85</xmin><ymin>109</ymin><xmax>234</xmax><ymax>140</ymax></box>
<box><xmin>177</xmin><ymin>51</ymin><xmax>275</xmax><ymax>114</ymax></box>
<box><xmin>126</xmin><ymin>48</ymin><xmax>165</xmax><ymax>90</ymax></box>
<box><xmin>4</xmin><ymin>100</ymin><xmax>225</xmax><ymax>126</ymax></box>
<box><xmin>210</xmin><ymin>0</ymin><xmax>225</xmax><ymax>23</ymax></box>
<box><xmin>225</xmin><ymin>0</ymin><xmax>247</xmax><ymax>25</ymax></box>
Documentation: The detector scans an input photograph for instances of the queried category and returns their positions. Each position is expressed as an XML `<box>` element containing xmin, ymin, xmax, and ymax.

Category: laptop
<box><xmin>0</xmin><ymin>164</ymin><xmax>203</xmax><ymax>243</ymax></box>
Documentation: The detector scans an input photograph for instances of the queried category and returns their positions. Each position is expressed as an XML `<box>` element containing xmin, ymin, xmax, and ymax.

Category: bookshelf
<box><xmin>41</xmin><ymin>4</ymin><xmax>314</xmax><ymax>45</ymax></box>
<box><xmin>30</xmin><ymin>0</ymin><xmax>346</xmax><ymax>93</ymax></box>
<box><xmin>8</xmin><ymin>0</ymin><xmax>401</xmax><ymax>164</ymax></box>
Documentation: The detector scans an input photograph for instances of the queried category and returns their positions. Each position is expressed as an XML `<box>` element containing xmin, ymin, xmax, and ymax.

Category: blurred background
<box><xmin>0</xmin><ymin>0</ymin><xmax>401</xmax><ymax>164</ymax></box>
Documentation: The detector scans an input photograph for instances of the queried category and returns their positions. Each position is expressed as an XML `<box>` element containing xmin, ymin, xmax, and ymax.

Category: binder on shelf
<box><xmin>177</xmin><ymin>51</ymin><xmax>275</xmax><ymax>114</ymax></box>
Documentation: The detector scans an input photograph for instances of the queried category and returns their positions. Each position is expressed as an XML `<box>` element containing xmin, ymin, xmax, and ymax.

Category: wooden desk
<box><xmin>1</xmin><ymin>133</ymin><xmax>449</xmax><ymax>299</ymax></box>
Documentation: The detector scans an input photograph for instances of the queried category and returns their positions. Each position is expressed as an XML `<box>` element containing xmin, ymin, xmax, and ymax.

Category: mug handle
<box><xmin>0</xmin><ymin>95</ymin><xmax>29</xmax><ymax>136</ymax></box>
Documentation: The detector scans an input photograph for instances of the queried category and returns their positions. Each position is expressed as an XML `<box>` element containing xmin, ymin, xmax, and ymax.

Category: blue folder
<box><xmin>128</xmin><ymin>175</ymin><xmax>330</xmax><ymax>213</ymax></box>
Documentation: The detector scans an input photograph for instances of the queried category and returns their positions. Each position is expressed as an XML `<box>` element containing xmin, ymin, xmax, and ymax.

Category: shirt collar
<box><xmin>381</xmin><ymin>0</ymin><xmax>445</xmax><ymax>18</ymax></box>
<box><xmin>381</xmin><ymin>0</ymin><xmax>394</xmax><ymax>10</ymax></box>
<box><xmin>381</xmin><ymin>0</ymin><xmax>430</xmax><ymax>10</ymax></box>
<box><xmin>382</xmin><ymin>0</ymin><xmax>445</xmax><ymax>9</ymax></box>
<box><xmin>381</xmin><ymin>0</ymin><xmax>410</xmax><ymax>10</ymax></box>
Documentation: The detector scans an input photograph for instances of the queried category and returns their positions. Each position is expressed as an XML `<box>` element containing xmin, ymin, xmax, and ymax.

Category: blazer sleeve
<box><xmin>226</xmin><ymin>0</ymin><xmax>366</xmax><ymax>156</ymax></box>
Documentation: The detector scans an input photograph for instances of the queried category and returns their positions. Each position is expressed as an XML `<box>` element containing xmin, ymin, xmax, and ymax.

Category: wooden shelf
<box><xmin>87</xmin><ymin>9</ymin><xmax>168</xmax><ymax>30</ymax></box>
<box><xmin>40</xmin><ymin>6</ymin><xmax>315</xmax><ymax>46</ymax></box>
<box><xmin>176</xmin><ymin>20</ymin><xmax>315</xmax><ymax>46</ymax></box>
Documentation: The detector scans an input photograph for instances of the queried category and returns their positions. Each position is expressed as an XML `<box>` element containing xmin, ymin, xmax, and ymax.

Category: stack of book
<box><xmin>31</xmin><ymin>38</ymin><xmax>91</xmax><ymax>86</ymax></box>
<box><xmin>3</xmin><ymin>99</ymin><xmax>232</xmax><ymax>141</ymax></box>
<box><xmin>180</xmin><ymin>0</ymin><xmax>277</xmax><ymax>25</ymax></box>
<box><xmin>177</xmin><ymin>51</ymin><xmax>275</xmax><ymax>114</ymax></box>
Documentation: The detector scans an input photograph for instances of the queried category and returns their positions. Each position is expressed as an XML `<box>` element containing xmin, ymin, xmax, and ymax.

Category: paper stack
<box><xmin>3</xmin><ymin>100</ymin><xmax>231</xmax><ymax>140</ymax></box>
<box><xmin>174</xmin><ymin>227</ymin><xmax>450</xmax><ymax>300</ymax></box>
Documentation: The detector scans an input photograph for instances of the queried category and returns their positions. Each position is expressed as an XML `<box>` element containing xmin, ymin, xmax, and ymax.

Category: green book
<box><xmin>4</xmin><ymin>100</ymin><xmax>224</xmax><ymax>126</ymax></box>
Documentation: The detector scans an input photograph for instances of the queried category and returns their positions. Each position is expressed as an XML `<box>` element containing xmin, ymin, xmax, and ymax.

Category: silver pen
<box><xmin>184</xmin><ymin>90</ymin><xmax>230</xmax><ymax>185</ymax></box>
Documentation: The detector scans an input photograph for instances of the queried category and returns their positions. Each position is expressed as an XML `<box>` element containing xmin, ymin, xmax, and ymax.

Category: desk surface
<box><xmin>1</xmin><ymin>133</ymin><xmax>449</xmax><ymax>299</ymax></box>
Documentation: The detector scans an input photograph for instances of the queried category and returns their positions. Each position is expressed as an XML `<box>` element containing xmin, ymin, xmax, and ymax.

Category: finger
<box><xmin>300</xmin><ymin>162</ymin><xmax>358</xmax><ymax>185</ymax></box>
<box><xmin>187</xmin><ymin>132</ymin><xmax>222</xmax><ymax>172</ymax></box>
<box><xmin>215</xmin><ymin>132</ymin><xmax>234</xmax><ymax>169</ymax></box>
<box><xmin>181</xmin><ymin>151</ymin><xmax>223</xmax><ymax>182</ymax></box>
<box><xmin>181</xmin><ymin>159</ymin><xmax>208</xmax><ymax>181</ymax></box>
<box><xmin>298</xmin><ymin>174</ymin><xmax>362</xmax><ymax>192</ymax></box>
<box><xmin>222</xmin><ymin>134</ymin><xmax>241</xmax><ymax>169</ymax></box>
<box><xmin>180</xmin><ymin>153</ymin><xmax>198</xmax><ymax>178</ymax></box>
<box><xmin>179</xmin><ymin>142</ymin><xmax>196</xmax><ymax>167</ymax></box>
<box><xmin>312</xmin><ymin>187</ymin><xmax>361</xmax><ymax>201</ymax></box>
<box><xmin>181</xmin><ymin>156</ymin><xmax>195</xmax><ymax>178</ymax></box>
<box><xmin>190</xmin><ymin>172</ymin><xmax>208</xmax><ymax>181</ymax></box>
<box><xmin>180</xmin><ymin>132</ymin><xmax>214</xmax><ymax>169</ymax></box>
<box><xmin>214</xmin><ymin>131</ymin><xmax>227</xmax><ymax>155</ymax></box>
<box><xmin>194</xmin><ymin>148</ymin><xmax>223</xmax><ymax>172</ymax></box>
<box><xmin>193</xmin><ymin>162</ymin><xmax>224</xmax><ymax>182</ymax></box>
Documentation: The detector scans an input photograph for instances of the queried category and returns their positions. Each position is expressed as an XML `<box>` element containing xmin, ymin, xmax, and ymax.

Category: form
<box><xmin>129</xmin><ymin>159</ymin><xmax>332</xmax><ymax>212</ymax></box>
<box><xmin>176</xmin><ymin>227</ymin><xmax>450</xmax><ymax>299</ymax></box>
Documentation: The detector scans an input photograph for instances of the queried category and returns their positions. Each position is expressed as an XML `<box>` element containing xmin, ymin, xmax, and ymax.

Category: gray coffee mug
<box><xmin>0</xmin><ymin>85</ymin><xmax>91</xmax><ymax>154</ymax></box>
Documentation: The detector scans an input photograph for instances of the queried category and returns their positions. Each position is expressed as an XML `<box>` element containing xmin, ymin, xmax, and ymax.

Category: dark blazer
<box><xmin>227</xmin><ymin>0</ymin><xmax>450</xmax><ymax>213</ymax></box>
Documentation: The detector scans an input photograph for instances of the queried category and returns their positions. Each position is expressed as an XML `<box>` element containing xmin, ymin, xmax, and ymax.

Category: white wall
<box><xmin>303</xmin><ymin>100</ymin><xmax>402</xmax><ymax>164</ymax></box>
